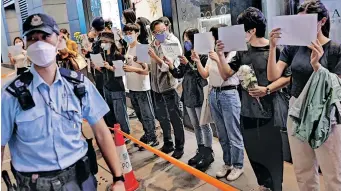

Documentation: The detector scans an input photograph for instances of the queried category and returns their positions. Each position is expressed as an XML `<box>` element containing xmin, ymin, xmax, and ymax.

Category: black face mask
<box><xmin>88</xmin><ymin>38</ymin><xmax>94</xmax><ymax>43</ymax></box>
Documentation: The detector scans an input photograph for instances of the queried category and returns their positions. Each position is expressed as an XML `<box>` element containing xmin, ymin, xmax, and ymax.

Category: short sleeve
<box><xmin>1</xmin><ymin>88</ymin><xmax>17</xmax><ymax>146</ymax></box>
<box><xmin>330</xmin><ymin>45</ymin><xmax>341</xmax><ymax>75</ymax></box>
<box><xmin>279</xmin><ymin>46</ymin><xmax>298</xmax><ymax>66</ymax></box>
<box><xmin>82</xmin><ymin>77</ymin><xmax>110</xmax><ymax>126</ymax></box>
<box><xmin>228</xmin><ymin>51</ymin><xmax>242</xmax><ymax>72</ymax></box>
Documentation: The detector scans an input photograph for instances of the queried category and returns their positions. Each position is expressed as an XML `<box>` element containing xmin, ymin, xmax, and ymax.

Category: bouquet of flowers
<box><xmin>237</xmin><ymin>65</ymin><xmax>264</xmax><ymax>111</ymax></box>
<box><xmin>74</xmin><ymin>32</ymin><xmax>82</xmax><ymax>44</ymax></box>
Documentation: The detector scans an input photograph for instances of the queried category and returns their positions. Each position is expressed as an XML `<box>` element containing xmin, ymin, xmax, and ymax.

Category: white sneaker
<box><xmin>226</xmin><ymin>168</ymin><xmax>244</xmax><ymax>181</ymax></box>
<box><xmin>216</xmin><ymin>165</ymin><xmax>233</xmax><ymax>178</ymax></box>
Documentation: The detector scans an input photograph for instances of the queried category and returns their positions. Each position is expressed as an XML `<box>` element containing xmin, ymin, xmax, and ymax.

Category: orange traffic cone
<box><xmin>113</xmin><ymin>124</ymin><xmax>139</xmax><ymax>191</ymax></box>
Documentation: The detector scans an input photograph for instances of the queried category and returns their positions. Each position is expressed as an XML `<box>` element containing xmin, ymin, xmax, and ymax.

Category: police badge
<box><xmin>31</xmin><ymin>15</ymin><xmax>43</xmax><ymax>26</ymax></box>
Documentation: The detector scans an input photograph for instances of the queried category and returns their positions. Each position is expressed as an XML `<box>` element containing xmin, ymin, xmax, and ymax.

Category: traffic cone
<box><xmin>113</xmin><ymin>124</ymin><xmax>139</xmax><ymax>191</ymax></box>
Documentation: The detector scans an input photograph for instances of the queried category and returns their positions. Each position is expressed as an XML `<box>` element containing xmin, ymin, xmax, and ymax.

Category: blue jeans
<box><xmin>209</xmin><ymin>89</ymin><xmax>244</xmax><ymax>169</ymax></box>
<box><xmin>130</xmin><ymin>90</ymin><xmax>157</xmax><ymax>140</ymax></box>
<box><xmin>103</xmin><ymin>88</ymin><xmax>130</xmax><ymax>134</ymax></box>
<box><xmin>186</xmin><ymin>106</ymin><xmax>213</xmax><ymax>148</ymax></box>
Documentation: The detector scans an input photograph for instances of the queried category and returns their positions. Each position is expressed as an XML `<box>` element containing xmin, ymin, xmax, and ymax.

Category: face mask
<box><xmin>123</xmin><ymin>35</ymin><xmax>135</xmax><ymax>44</ymax></box>
<box><xmin>15</xmin><ymin>42</ymin><xmax>24</xmax><ymax>47</ymax></box>
<box><xmin>27</xmin><ymin>41</ymin><xmax>57</xmax><ymax>67</ymax></box>
<box><xmin>245</xmin><ymin>31</ymin><xmax>252</xmax><ymax>43</ymax></box>
<box><xmin>101</xmin><ymin>43</ymin><xmax>111</xmax><ymax>50</ymax></box>
<box><xmin>88</xmin><ymin>38</ymin><xmax>94</xmax><ymax>43</ymax></box>
<box><xmin>155</xmin><ymin>33</ymin><xmax>167</xmax><ymax>43</ymax></box>
<box><xmin>57</xmin><ymin>39</ymin><xmax>67</xmax><ymax>50</ymax></box>
<box><xmin>184</xmin><ymin>41</ymin><xmax>193</xmax><ymax>51</ymax></box>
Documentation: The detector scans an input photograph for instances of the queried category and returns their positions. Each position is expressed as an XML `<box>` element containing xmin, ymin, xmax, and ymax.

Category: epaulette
<box><xmin>59</xmin><ymin>67</ymin><xmax>84</xmax><ymax>84</ymax></box>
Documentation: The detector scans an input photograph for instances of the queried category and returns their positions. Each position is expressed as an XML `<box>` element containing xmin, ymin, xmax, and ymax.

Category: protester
<box><xmin>164</xmin><ymin>27</ymin><xmax>214</xmax><ymax>171</ymax></box>
<box><xmin>57</xmin><ymin>48</ymin><xmax>88</xmax><ymax>76</ymax></box>
<box><xmin>194</xmin><ymin>24</ymin><xmax>244</xmax><ymax>181</ymax></box>
<box><xmin>1</xmin><ymin>13</ymin><xmax>125</xmax><ymax>191</ymax></box>
<box><xmin>8</xmin><ymin>37</ymin><xmax>29</xmax><ymax>75</ymax></box>
<box><xmin>60</xmin><ymin>28</ymin><xmax>78</xmax><ymax>55</ymax></box>
<box><xmin>122</xmin><ymin>23</ymin><xmax>158</xmax><ymax>149</ymax></box>
<box><xmin>100</xmin><ymin>32</ymin><xmax>131</xmax><ymax>136</ymax></box>
<box><xmin>149</xmin><ymin>20</ymin><xmax>185</xmax><ymax>159</ymax></box>
<box><xmin>267</xmin><ymin>1</ymin><xmax>341</xmax><ymax>190</ymax></box>
<box><xmin>136</xmin><ymin>17</ymin><xmax>152</xmax><ymax>44</ymax></box>
<box><xmin>158</xmin><ymin>17</ymin><xmax>173</xmax><ymax>33</ymax></box>
<box><xmin>216</xmin><ymin>7</ymin><xmax>291</xmax><ymax>190</ymax></box>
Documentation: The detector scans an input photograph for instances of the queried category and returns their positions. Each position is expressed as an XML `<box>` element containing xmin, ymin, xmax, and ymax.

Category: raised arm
<box><xmin>267</xmin><ymin>28</ymin><xmax>288</xmax><ymax>81</ymax></box>
<box><xmin>192</xmin><ymin>51</ymin><xmax>209</xmax><ymax>79</ymax></box>
<box><xmin>215</xmin><ymin>41</ymin><xmax>237</xmax><ymax>79</ymax></box>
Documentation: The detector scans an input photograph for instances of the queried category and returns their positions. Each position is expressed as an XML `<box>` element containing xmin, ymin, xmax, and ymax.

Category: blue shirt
<box><xmin>1</xmin><ymin>66</ymin><xmax>110</xmax><ymax>172</ymax></box>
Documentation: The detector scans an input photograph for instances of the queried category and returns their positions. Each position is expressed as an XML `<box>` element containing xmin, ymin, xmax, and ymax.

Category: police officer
<box><xmin>1</xmin><ymin>13</ymin><xmax>125</xmax><ymax>191</ymax></box>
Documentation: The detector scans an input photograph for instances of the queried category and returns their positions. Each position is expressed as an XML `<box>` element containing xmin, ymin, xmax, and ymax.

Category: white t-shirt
<box><xmin>207</xmin><ymin>51</ymin><xmax>239</xmax><ymax>87</ymax></box>
<box><xmin>125</xmin><ymin>44</ymin><xmax>151</xmax><ymax>91</ymax></box>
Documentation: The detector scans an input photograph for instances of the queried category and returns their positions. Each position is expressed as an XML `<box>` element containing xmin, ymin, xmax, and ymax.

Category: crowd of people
<box><xmin>3</xmin><ymin>0</ymin><xmax>341</xmax><ymax>191</ymax></box>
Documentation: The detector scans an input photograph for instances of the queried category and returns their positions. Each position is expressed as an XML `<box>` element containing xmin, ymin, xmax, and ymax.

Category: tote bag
<box><xmin>199</xmin><ymin>85</ymin><xmax>213</xmax><ymax>126</ymax></box>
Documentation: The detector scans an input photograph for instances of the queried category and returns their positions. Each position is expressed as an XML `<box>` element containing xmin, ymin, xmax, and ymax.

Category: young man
<box><xmin>1</xmin><ymin>13</ymin><xmax>125</xmax><ymax>191</ymax></box>
<box><xmin>148</xmin><ymin>20</ymin><xmax>185</xmax><ymax>159</ymax></box>
<box><xmin>122</xmin><ymin>23</ymin><xmax>159</xmax><ymax>150</ymax></box>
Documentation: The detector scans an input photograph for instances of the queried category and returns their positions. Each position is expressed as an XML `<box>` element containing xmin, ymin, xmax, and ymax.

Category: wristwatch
<box><xmin>266</xmin><ymin>87</ymin><xmax>271</xmax><ymax>95</ymax></box>
<box><xmin>113</xmin><ymin>175</ymin><xmax>125</xmax><ymax>183</ymax></box>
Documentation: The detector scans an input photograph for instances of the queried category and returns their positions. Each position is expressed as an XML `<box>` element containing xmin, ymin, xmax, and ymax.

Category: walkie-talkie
<box><xmin>2</xmin><ymin>170</ymin><xmax>16</xmax><ymax>191</ymax></box>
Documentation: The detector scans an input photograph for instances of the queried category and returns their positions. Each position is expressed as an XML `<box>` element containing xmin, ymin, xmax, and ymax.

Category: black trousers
<box><xmin>241</xmin><ymin>116</ymin><xmax>283</xmax><ymax>191</ymax></box>
<box><xmin>153</xmin><ymin>89</ymin><xmax>185</xmax><ymax>150</ymax></box>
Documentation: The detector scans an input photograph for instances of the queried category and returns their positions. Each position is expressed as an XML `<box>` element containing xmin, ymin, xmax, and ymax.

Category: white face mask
<box><xmin>15</xmin><ymin>42</ymin><xmax>24</xmax><ymax>47</ymax></box>
<box><xmin>27</xmin><ymin>41</ymin><xmax>57</xmax><ymax>67</ymax></box>
<box><xmin>101</xmin><ymin>43</ymin><xmax>111</xmax><ymax>50</ymax></box>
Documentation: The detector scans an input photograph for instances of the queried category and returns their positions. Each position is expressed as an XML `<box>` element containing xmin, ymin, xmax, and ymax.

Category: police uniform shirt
<box><xmin>1</xmin><ymin>66</ymin><xmax>110</xmax><ymax>172</ymax></box>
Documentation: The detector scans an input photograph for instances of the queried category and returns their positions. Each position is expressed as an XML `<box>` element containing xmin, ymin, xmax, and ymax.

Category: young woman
<box><xmin>267</xmin><ymin>1</ymin><xmax>341</xmax><ymax>190</ymax></box>
<box><xmin>136</xmin><ymin>17</ymin><xmax>151</xmax><ymax>44</ymax></box>
<box><xmin>216</xmin><ymin>7</ymin><xmax>290</xmax><ymax>191</ymax></box>
<box><xmin>122</xmin><ymin>9</ymin><xmax>136</xmax><ymax>25</ymax></box>
<box><xmin>8</xmin><ymin>37</ymin><xmax>29</xmax><ymax>75</ymax></box>
<box><xmin>164</xmin><ymin>27</ymin><xmax>214</xmax><ymax>171</ymax></box>
<box><xmin>59</xmin><ymin>28</ymin><xmax>78</xmax><ymax>55</ymax></box>
<box><xmin>194</xmin><ymin>24</ymin><xmax>244</xmax><ymax>181</ymax></box>
<box><xmin>99</xmin><ymin>32</ymin><xmax>131</xmax><ymax>135</ymax></box>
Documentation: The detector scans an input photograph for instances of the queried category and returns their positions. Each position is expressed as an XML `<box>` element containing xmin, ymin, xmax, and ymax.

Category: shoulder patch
<box><xmin>6</xmin><ymin>72</ymin><xmax>33</xmax><ymax>97</ymax></box>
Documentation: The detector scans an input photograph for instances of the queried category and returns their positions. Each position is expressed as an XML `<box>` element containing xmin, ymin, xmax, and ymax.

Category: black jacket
<box><xmin>170</xmin><ymin>55</ymin><xmax>208</xmax><ymax>108</ymax></box>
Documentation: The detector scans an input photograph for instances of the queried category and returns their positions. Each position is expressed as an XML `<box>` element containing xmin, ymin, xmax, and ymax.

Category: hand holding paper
<box><xmin>194</xmin><ymin>32</ymin><xmax>215</xmax><ymax>54</ymax></box>
<box><xmin>218</xmin><ymin>25</ymin><xmax>248</xmax><ymax>52</ymax></box>
<box><xmin>8</xmin><ymin>45</ymin><xmax>23</xmax><ymax>57</ymax></box>
<box><xmin>90</xmin><ymin>54</ymin><xmax>104</xmax><ymax>67</ymax></box>
<box><xmin>271</xmin><ymin>14</ymin><xmax>318</xmax><ymax>46</ymax></box>
<box><xmin>161</xmin><ymin>43</ymin><xmax>182</xmax><ymax>61</ymax></box>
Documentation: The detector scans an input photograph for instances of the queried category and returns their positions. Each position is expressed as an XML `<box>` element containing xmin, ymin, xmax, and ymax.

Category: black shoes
<box><xmin>188</xmin><ymin>145</ymin><xmax>205</xmax><ymax>166</ymax></box>
<box><xmin>196</xmin><ymin>147</ymin><xmax>214</xmax><ymax>172</ymax></box>
<box><xmin>171</xmin><ymin>149</ymin><xmax>184</xmax><ymax>159</ymax></box>
<box><xmin>159</xmin><ymin>145</ymin><xmax>175</xmax><ymax>154</ymax></box>
<box><xmin>138</xmin><ymin>138</ymin><xmax>160</xmax><ymax>151</ymax></box>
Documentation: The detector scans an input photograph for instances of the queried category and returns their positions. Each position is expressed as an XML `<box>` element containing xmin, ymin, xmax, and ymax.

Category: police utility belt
<box><xmin>6</xmin><ymin>68</ymin><xmax>98</xmax><ymax>189</ymax></box>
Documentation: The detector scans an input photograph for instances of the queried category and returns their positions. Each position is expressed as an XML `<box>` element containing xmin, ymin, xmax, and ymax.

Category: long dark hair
<box><xmin>183</xmin><ymin>28</ymin><xmax>199</xmax><ymax>59</ymax></box>
<box><xmin>136</xmin><ymin>17</ymin><xmax>151</xmax><ymax>44</ymax></box>
<box><xmin>209</xmin><ymin>24</ymin><xmax>228</xmax><ymax>45</ymax></box>
<box><xmin>298</xmin><ymin>0</ymin><xmax>330</xmax><ymax>38</ymax></box>
<box><xmin>123</xmin><ymin>9</ymin><xmax>136</xmax><ymax>24</ymax></box>
<box><xmin>13</xmin><ymin>37</ymin><xmax>25</xmax><ymax>49</ymax></box>
<box><xmin>60</xmin><ymin>28</ymin><xmax>70</xmax><ymax>38</ymax></box>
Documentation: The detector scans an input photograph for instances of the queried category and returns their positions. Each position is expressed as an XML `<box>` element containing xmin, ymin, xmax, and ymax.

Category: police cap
<box><xmin>23</xmin><ymin>13</ymin><xmax>59</xmax><ymax>36</ymax></box>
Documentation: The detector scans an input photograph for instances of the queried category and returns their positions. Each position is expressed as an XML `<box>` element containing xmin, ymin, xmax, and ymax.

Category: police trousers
<box><xmin>288</xmin><ymin>97</ymin><xmax>341</xmax><ymax>191</ymax></box>
<box><xmin>13</xmin><ymin>165</ymin><xmax>97</xmax><ymax>191</ymax></box>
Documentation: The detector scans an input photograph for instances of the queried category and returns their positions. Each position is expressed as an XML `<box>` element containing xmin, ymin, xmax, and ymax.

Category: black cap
<box><xmin>23</xmin><ymin>13</ymin><xmax>59</xmax><ymax>36</ymax></box>
<box><xmin>92</xmin><ymin>17</ymin><xmax>105</xmax><ymax>31</ymax></box>
<box><xmin>99</xmin><ymin>32</ymin><xmax>115</xmax><ymax>43</ymax></box>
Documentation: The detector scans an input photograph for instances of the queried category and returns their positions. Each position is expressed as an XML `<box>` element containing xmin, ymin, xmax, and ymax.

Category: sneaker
<box><xmin>129</xmin><ymin>111</ymin><xmax>137</xmax><ymax>119</ymax></box>
<box><xmin>124</xmin><ymin>138</ymin><xmax>131</xmax><ymax>144</ymax></box>
<box><xmin>159</xmin><ymin>145</ymin><xmax>174</xmax><ymax>154</ymax></box>
<box><xmin>134</xmin><ymin>134</ymin><xmax>148</xmax><ymax>147</ymax></box>
<box><xmin>250</xmin><ymin>185</ymin><xmax>272</xmax><ymax>191</ymax></box>
<box><xmin>226</xmin><ymin>168</ymin><xmax>244</xmax><ymax>181</ymax></box>
<box><xmin>171</xmin><ymin>149</ymin><xmax>184</xmax><ymax>159</ymax></box>
<box><xmin>188</xmin><ymin>145</ymin><xmax>204</xmax><ymax>166</ymax></box>
<box><xmin>139</xmin><ymin>139</ymin><xmax>160</xmax><ymax>151</ymax></box>
<box><xmin>216</xmin><ymin>165</ymin><xmax>233</xmax><ymax>178</ymax></box>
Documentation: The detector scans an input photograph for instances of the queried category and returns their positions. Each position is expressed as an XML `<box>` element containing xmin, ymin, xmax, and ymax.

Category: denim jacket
<box><xmin>289</xmin><ymin>67</ymin><xmax>341</xmax><ymax>149</ymax></box>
